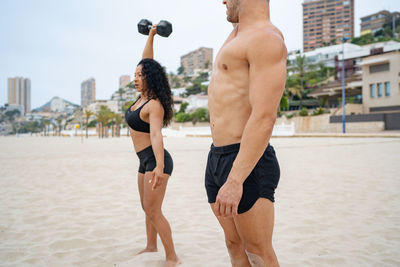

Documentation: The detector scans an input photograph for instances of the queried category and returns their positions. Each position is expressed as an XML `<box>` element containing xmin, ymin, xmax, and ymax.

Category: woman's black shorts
<box><xmin>205</xmin><ymin>143</ymin><xmax>280</xmax><ymax>214</ymax></box>
<box><xmin>136</xmin><ymin>146</ymin><xmax>173</xmax><ymax>175</ymax></box>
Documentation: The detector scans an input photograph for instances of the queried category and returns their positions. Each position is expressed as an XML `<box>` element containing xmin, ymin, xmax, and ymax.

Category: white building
<box><xmin>6</xmin><ymin>104</ymin><xmax>24</xmax><ymax>115</ymax></box>
<box><xmin>186</xmin><ymin>94</ymin><xmax>208</xmax><ymax>112</ymax></box>
<box><xmin>288</xmin><ymin>43</ymin><xmax>361</xmax><ymax>68</ymax></box>
<box><xmin>86</xmin><ymin>100</ymin><xmax>119</xmax><ymax>114</ymax></box>
<box><xmin>172</xmin><ymin>88</ymin><xmax>186</xmax><ymax>96</ymax></box>
<box><xmin>50</xmin><ymin>97</ymin><xmax>66</xmax><ymax>112</ymax></box>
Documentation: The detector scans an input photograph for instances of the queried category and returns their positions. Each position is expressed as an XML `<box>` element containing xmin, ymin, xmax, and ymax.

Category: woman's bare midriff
<box><xmin>129</xmin><ymin>129</ymin><xmax>152</xmax><ymax>152</ymax></box>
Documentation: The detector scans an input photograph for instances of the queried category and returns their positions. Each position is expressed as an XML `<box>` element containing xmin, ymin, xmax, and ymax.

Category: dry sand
<box><xmin>0</xmin><ymin>136</ymin><xmax>399</xmax><ymax>267</ymax></box>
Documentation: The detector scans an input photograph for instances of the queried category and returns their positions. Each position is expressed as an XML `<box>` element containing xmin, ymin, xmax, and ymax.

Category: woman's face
<box><xmin>134</xmin><ymin>65</ymin><xmax>146</xmax><ymax>93</ymax></box>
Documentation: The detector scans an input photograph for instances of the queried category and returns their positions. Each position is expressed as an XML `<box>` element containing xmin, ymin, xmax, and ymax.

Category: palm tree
<box><xmin>56</xmin><ymin>116</ymin><xmax>63</xmax><ymax>136</ymax></box>
<box><xmin>126</xmin><ymin>82</ymin><xmax>136</xmax><ymax>89</ymax></box>
<box><xmin>42</xmin><ymin>119</ymin><xmax>51</xmax><ymax>136</ymax></box>
<box><xmin>96</xmin><ymin>106</ymin><xmax>114</xmax><ymax>138</ymax></box>
<box><xmin>96</xmin><ymin>108</ymin><xmax>105</xmax><ymax>138</ymax></box>
<box><xmin>177</xmin><ymin>66</ymin><xmax>184</xmax><ymax>75</ymax></box>
<box><xmin>287</xmin><ymin>55</ymin><xmax>311</xmax><ymax>109</ymax></box>
<box><xmin>84</xmin><ymin>110</ymin><xmax>94</xmax><ymax>138</ymax></box>
<box><xmin>117</xmin><ymin>88</ymin><xmax>125</xmax><ymax>100</ymax></box>
<box><xmin>114</xmin><ymin>113</ymin><xmax>123</xmax><ymax>137</ymax></box>
<box><xmin>64</xmin><ymin>118</ymin><xmax>74</xmax><ymax>131</ymax></box>
<box><xmin>51</xmin><ymin>122</ymin><xmax>57</xmax><ymax>136</ymax></box>
<box><xmin>117</xmin><ymin>88</ymin><xmax>126</xmax><ymax>113</ymax></box>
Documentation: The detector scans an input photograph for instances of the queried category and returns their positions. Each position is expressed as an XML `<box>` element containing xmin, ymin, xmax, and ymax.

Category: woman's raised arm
<box><xmin>142</xmin><ymin>24</ymin><xmax>157</xmax><ymax>59</ymax></box>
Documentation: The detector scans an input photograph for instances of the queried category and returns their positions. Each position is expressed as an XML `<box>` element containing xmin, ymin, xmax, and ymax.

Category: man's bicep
<box><xmin>248</xmin><ymin>57</ymin><xmax>286</xmax><ymax>115</ymax></box>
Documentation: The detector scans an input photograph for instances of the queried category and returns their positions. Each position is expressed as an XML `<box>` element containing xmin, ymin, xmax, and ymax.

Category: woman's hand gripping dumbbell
<box><xmin>137</xmin><ymin>19</ymin><xmax>173</xmax><ymax>37</ymax></box>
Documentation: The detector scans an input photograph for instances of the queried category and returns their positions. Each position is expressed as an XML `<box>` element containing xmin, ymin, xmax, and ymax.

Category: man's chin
<box><xmin>226</xmin><ymin>16</ymin><xmax>238</xmax><ymax>24</ymax></box>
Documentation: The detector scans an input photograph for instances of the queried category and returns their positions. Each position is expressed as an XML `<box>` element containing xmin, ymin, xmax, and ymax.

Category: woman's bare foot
<box><xmin>164</xmin><ymin>257</ymin><xmax>181</xmax><ymax>267</ymax></box>
<box><xmin>136</xmin><ymin>247</ymin><xmax>158</xmax><ymax>255</ymax></box>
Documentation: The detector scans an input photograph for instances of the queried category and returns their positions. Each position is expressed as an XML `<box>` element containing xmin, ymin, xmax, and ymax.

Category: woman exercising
<box><xmin>125</xmin><ymin>25</ymin><xmax>180</xmax><ymax>266</ymax></box>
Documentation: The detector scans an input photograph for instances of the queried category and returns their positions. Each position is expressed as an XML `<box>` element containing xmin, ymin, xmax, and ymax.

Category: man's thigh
<box><xmin>234</xmin><ymin>198</ymin><xmax>275</xmax><ymax>252</ymax></box>
<box><xmin>210</xmin><ymin>203</ymin><xmax>242</xmax><ymax>244</ymax></box>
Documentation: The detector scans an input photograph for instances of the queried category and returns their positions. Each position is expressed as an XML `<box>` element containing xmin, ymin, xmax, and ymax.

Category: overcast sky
<box><xmin>0</xmin><ymin>0</ymin><xmax>399</xmax><ymax>108</ymax></box>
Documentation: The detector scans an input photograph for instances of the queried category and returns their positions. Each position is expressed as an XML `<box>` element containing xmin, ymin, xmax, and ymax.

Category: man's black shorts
<box><xmin>205</xmin><ymin>143</ymin><xmax>280</xmax><ymax>214</ymax></box>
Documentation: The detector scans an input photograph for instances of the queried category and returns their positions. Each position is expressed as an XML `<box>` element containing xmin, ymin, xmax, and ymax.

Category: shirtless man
<box><xmin>205</xmin><ymin>0</ymin><xmax>287</xmax><ymax>266</ymax></box>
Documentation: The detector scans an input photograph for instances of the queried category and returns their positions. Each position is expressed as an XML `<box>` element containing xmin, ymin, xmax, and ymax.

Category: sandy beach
<box><xmin>0</xmin><ymin>136</ymin><xmax>399</xmax><ymax>267</ymax></box>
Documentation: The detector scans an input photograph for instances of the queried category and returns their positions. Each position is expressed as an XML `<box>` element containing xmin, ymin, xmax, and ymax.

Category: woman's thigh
<box><xmin>137</xmin><ymin>172</ymin><xmax>145</xmax><ymax>208</ymax></box>
<box><xmin>143</xmin><ymin>171</ymin><xmax>170</xmax><ymax>213</ymax></box>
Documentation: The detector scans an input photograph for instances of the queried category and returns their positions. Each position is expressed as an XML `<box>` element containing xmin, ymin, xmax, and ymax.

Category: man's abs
<box><xmin>208</xmin><ymin>30</ymin><xmax>251</xmax><ymax>146</ymax></box>
<box><xmin>208</xmin><ymin>76</ymin><xmax>252</xmax><ymax>146</ymax></box>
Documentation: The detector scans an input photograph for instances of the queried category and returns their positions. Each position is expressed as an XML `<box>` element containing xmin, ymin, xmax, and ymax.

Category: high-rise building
<box><xmin>180</xmin><ymin>47</ymin><xmax>213</xmax><ymax>76</ymax></box>
<box><xmin>81</xmin><ymin>78</ymin><xmax>96</xmax><ymax>108</ymax></box>
<box><xmin>361</xmin><ymin>10</ymin><xmax>400</xmax><ymax>36</ymax></box>
<box><xmin>8</xmin><ymin>77</ymin><xmax>31</xmax><ymax>114</ymax></box>
<box><xmin>119</xmin><ymin>75</ymin><xmax>131</xmax><ymax>89</ymax></box>
<box><xmin>303</xmin><ymin>0</ymin><xmax>354</xmax><ymax>52</ymax></box>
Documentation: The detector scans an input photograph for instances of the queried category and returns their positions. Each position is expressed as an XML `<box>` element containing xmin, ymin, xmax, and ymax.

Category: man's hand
<box><xmin>149</xmin><ymin>166</ymin><xmax>165</xmax><ymax>190</ymax></box>
<box><xmin>214</xmin><ymin>179</ymin><xmax>243</xmax><ymax>217</ymax></box>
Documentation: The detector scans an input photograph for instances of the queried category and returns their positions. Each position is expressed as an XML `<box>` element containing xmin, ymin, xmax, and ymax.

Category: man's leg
<box><xmin>210</xmin><ymin>204</ymin><xmax>251</xmax><ymax>267</ymax></box>
<box><xmin>234</xmin><ymin>198</ymin><xmax>279</xmax><ymax>267</ymax></box>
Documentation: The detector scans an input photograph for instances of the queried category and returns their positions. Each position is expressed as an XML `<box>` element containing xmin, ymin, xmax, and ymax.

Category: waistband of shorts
<box><xmin>210</xmin><ymin>143</ymin><xmax>271</xmax><ymax>155</ymax></box>
<box><xmin>136</xmin><ymin>145</ymin><xmax>153</xmax><ymax>158</ymax></box>
<box><xmin>210</xmin><ymin>143</ymin><xmax>241</xmax><ymax>155</ymax></box>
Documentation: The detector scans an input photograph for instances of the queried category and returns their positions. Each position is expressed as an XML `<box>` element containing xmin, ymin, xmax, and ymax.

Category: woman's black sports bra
<box><xmin>125</xmin><ymin>97</ymin><xmax>151</xmax><ymax>133</ymax></box>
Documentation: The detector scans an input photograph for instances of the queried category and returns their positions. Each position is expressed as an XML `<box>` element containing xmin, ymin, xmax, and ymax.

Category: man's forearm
<box><xmin>228</xmin><ymin>113</ymin><xmax>275</xmax><ymax>184</ymax></box>
<box><xmin>142</xmin><ymin>35</ymin><xmax>154</xmax><ymax>59</ymax></box>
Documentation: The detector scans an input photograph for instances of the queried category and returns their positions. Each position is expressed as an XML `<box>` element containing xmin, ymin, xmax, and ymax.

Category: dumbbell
<box><xmin>137</xmin><ymin>19</ymin><xmax>173</xmax><ymax>38</ymax></box>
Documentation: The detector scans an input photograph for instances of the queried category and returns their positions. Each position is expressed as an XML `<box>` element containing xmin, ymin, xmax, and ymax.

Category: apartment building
<box><xmin>180</xmin><ymin>47</ymin><xmax>213</xmax><ymax>76</ymax></box>
<box><xmin>81</xmin><ymin>78</ymin><xmax>96</xmax><ymax>108</ymax></box>
<box><xmin>303</xmin><ymin>0</ymin><xmax>354</xmax><ymax>52</ymax></box>
<box><xmin>361</xmin><ymin>10</ymin><xmax>400</xmax><ymax>36</ymax></box>
<box><xmin>8</xmin><ymin>77</ymin><xmax>31</xmax><ymax>114</ymax></box>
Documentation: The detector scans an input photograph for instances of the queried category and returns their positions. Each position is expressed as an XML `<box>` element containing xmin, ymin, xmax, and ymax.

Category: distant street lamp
<box><xmin>341</xmin><ymin>37</ymin><xmax>350</xmax><ymax>134</ymax></box>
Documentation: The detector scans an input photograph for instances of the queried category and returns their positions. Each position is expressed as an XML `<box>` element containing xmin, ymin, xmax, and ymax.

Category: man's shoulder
<box><xmin>247</xmin><ymin>24</ymin><xmax>285</xmax><ymax>47</ymax></box>
<box><xmin>244</xmin><ymin>26</ymin><xmax>287</xmax><ymax>62</ymax></box>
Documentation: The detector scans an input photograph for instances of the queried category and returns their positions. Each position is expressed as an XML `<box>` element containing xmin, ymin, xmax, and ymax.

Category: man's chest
<box><xmin>214</xmin><ymin>37</ymin><xmax>248</xmax><ymax>72</ymax></box>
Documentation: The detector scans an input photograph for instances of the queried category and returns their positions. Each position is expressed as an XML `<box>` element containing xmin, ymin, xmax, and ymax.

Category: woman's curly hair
<box><xmin>138</xmin><ymin>58</ymin><xmax>173</xmax><ymax>127</ymax></box>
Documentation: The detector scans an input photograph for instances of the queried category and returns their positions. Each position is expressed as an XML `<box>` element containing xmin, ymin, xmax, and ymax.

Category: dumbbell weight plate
<box><xmin>157</xmin><ymin>20</ymin><xmax>173</xmax><ymax>37</ymax></box>
<box><xmin>138</xmin><ymin>19</ymin><xmax>152</xmax><ymax>35</ymax></box>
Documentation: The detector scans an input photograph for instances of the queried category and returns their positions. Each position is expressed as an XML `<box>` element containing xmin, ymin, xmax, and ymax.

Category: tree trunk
<box><xmin>97</xmin><ymin>123</ymin><xmax>101</xmax><ymax>138</ymax></box>
<box><xmin>86</xmin><ymin>119</ymin><xmax>89</xmax><ymax>138</ymax></box>
<box><xmin>300</xmin><ymin>94</ymin><xmax>303</xmax><ymax>110</ymax></box>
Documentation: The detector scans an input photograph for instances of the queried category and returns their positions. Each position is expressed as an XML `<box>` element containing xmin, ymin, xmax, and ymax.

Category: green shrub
<box><xmin>179</xmin><ymin>102</ymin><xmax>189</xmax><ymax>113</ymax></box>
<box><xmin>175</xmin><ymin>112</ymin><xmax>191</xmax><ymax>122</ymax></box>
<box><xmin>299</xmin><ymin>107</ymin><xmax>308</xmax><ymax>116</ymax></box>
<box><xmin>285</xmin><ymin>113</ymin><xmax>294</xmax><ymax>119</ymax></box>
<box><xmin>191</xmin><ymin>108</ymin><xmax>209</xmax><ymax>123</ymax></box>
<box><xmin>312</xmin><ymin>107</ymin><xmax>324</xmax><ymax>116</ymax></box>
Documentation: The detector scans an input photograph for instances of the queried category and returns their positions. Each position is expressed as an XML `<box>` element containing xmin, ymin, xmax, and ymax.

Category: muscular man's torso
<box><xmin>208</xmin><ymin>22</ymin><xmax>283</xmax><ymax>146</ymax></box>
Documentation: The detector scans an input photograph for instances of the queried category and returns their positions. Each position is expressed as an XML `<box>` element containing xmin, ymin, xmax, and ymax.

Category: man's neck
<box><xmin>238</xmin><ymin>0</ymin><xmax>270</xmax><ymax>27</ymax></box>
